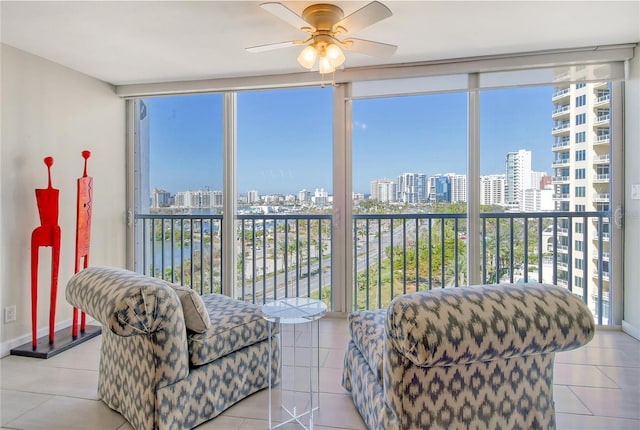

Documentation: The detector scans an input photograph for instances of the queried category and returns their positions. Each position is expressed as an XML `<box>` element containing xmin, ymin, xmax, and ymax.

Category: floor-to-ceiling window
<box><xmin>133</xmin><ymin>94</ymin><xmax>224</xmax><ymax>294</ymax></box>
<box><xmin>131</xmin><ymin>55</ymin><xmax>626</xmax><ymax>324</ymax></box>
<box><xmin>350</xmin><ymin>89</ymin><xmax>467</xmax><ymax>310</ymax></box>
<box><xmin>236</xmin><ymin>87</ymin><xmax>333</xmax><ymax>305</ymax></box>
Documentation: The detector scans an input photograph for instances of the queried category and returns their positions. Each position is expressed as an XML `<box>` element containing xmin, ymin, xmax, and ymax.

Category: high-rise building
<box><xmin>313</xmin><ymin>188</ymin><xmax>328</xmax><ymax>206</ymax></box>
<box><xmin>298</xmin><ymin>189</ymin><xmax>311</xmax><ymax>203</ymax></box>
<box><xmin>397</xmin><ymin>173</ymin><xmax>427</xmax><ymax>203</ymax></box>
<box><xmin>247</xmin><ymin>190</ymin><xmax>259</xmax><ymax>203</ymax></box>
<box><xmin>551</xmin><ymin>82</ymin><xmax>611</xmax><ymax>320</ymax></box>
<box><xmin>505</xmin><ymin>149</ymin><xmax>532</xmax><ymax>211</ymax></box>
<box><xmin>430</xmin><ymin>175</ymin><xmax>450</xmax><ymax>202</ymax></box>
<box><xmin>370</xmin><ymin>179</ymin><xmax>397</xmax><ymax>202</ymax></box>
<box><xmin>480</xmin><ymin>174</ymin><xmax>505</xmax><ymax>206</ymax></box>
<box><xmin>174</xmin><ymin>189</ymin><xmax>222</xmax><ymax>208</ymax></box>
<box><xmin>211</xmin><ymin>190</ymin><xmax>223</xmax><ymax>207</ymax></box>
<box><xmin>448</xmin><ymin>173</ymin><xmax>468</xmax><ymax>203</ymax></box>
<box><xmin>151</xmin><ymin>188</ymin><xmax>172</xmax><ymax>208</ymax></box>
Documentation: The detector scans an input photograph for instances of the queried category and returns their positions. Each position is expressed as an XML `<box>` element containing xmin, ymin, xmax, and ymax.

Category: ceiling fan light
<box><xmin>325</xmin><ymin>43</ymin><xmax>345</xmax><ymax>67</ymax></box>
<box><xmin>318</xmin><ymin>54</ymin><xmax>336</xmax><ymax>74</ymax></box>
<box><xmin>297</xmin><ymin>45</ymin><xmax>318</xmax><ymax>69</ymax></box>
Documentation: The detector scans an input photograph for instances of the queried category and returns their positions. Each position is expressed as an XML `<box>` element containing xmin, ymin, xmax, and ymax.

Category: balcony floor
<box><xmin>1</xmin><ymin>318</ymin><xmax>639</xmax><ymax>429</ymax></box>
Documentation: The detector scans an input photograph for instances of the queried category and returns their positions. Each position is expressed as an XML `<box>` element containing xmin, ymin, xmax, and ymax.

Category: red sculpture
<box><xmin>72</xmin><ymin>151</ymin><xmax>93</xmax><ymax>338</ymax></box>
<box><xmin>31</xmin><ymin>157</ymin><xmax>61</xmax><ymax>347</ymax></box>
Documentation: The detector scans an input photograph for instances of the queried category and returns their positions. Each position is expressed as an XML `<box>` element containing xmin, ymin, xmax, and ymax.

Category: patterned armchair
<box><xmin>66</xmin><ymin>266</ymin><xmax>279</xmax><ymax>430</ymax></box>
<box><xmin>342</xmin><ymin>283</ymin><xmax>595</xmax><ymax>430</ymax></box>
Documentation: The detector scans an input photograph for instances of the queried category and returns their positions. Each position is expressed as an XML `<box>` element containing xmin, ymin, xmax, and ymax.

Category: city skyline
<box><xmin>148</xmin><ymin>86</ymin><xmax>553</xmax><ymax>195</ymax></box>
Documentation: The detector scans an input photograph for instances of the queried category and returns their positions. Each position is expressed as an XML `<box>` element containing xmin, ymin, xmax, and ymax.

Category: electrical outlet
<box><xmin>4</xmin><ymin>305</ymin><xmax>16</xmax><ymax>323</ymax></box>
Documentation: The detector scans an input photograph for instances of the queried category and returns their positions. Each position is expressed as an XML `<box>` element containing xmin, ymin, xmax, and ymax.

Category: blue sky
<box><xmin>148</xmin><ymin>85</ymin><xmax>553</xmax><ymax>195</ymax></box>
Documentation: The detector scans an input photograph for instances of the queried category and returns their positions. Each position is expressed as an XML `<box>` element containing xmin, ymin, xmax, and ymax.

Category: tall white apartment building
<box><xmin>448</xmin><ymin>173</ymin><xmax>467</xmax><ymax>203</ymax></box>
<box><xmin>298</xmin><ymin>189</ymin><xmax>311</xmax><ymax>203</ymax></box>
<box><xmin>480</xmin><ymin>174</ymin><xmax>505</xmax><ymax>206</ymax></box>
<box><xmin>174</xmin><ymin>189</ymin><xmax>222</xmax><ymax>208</ymax></box>
<box><xmin>151</xmin><ymin>188</ymin><xmax>172</xmax><ymax>208</ymax></box>
<box><xmin>531</xmin><ymin>171</ymin><xmax>547</xmax><ymax>189</ymax></box>
<box><xmin>397</xmin><ymin>173</ymin><xmax>427</xmax><ymax>203</ymax></box>
<box><xmin>505</xmin><ymin>149</ymin><xmax>533</xmax><ymax>211</ymax></box>
<box><xmin>211</xmin><ymin>190</ymin><xmax>223</xmax><ymax>207</ymax></box>
<box><xmin>174</xmin><ymin>191</ymin><xmax>192</xmax><ymax>208</ymax></box>
<box><xmin>551</xmin><ymin>82</ymin><xmax>611</xmax><ymax>321</ymax></box>
<box><xmin>523</xmin><ymin>188</ymin><xmax>554</xmax><ymax>212</ymax></box>
<box><xmin>247</xmin><ymin>190</ymin><xmax>259</xmax><ymax>203</ymax></box>
<box><xmin>313</xmin><ymin>188</ymin><xmax>328</xmax><ymax>206</ymax></box>
<box><xmin>370</xmin><ymin>179</ymin><xmax>397</xmax><ymax>202</ymax></box>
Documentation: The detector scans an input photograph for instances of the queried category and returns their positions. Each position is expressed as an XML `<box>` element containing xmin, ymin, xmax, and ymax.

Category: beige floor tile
<box><xmin>554</xmin><ymin>363</ymin><xmax>618</xmax><ymax>388</ymax></box>
<box><xmin>553</xmin><ymin>385</ymin><xmax>592</xmax><ymax>415</ymax></box>
<box><xmin>318</xmin><ymin>367</ymin><xmax>348</xmax><ymax>394</ymax></box>
<box><xmin>322</xmin><ymin>348</ymin><xmax>347</xmax><ymax>369</ymax></box>
<box><xmin>0</xmin><ymin>358</ymin><xmax>98</xmax><ymax>400</ymax></box>
<box><xmin>556</xmin><ymin>345</ymin><xmax>640</xmax><ymax>368</ymax></box>
<box><xmin>569</xmin><ymin>386</ymin><xmax>640</xmax><ymax>420</ymax></box>
<box><xmin>556</xmin><ymin>412</ymin><xmax>640</xmax><ymax>430</ymax></box>
<box><xmin>596</xmin><ymin>365</ymin><xmax>640</xmax><ymax>390</ymax></box>
<box><xmin>313</xmin><ymin>393</ymin><xmax>366</xmax><ymax>430</ymax></box>
<box><xmin>3</xmin><ymin>396</ymin><xmax>126</xmax><ymax>430</ymax></box>
<box><xmin>39</xmin><ymin>335</ymin><xmax>102</xmax><ymax>372</ymax></box>
<box><xmin>587</xmin><ymin>330</ymin><xmax>640</xmax><ymax>349</ymax></box>
<box><xmin>280</xmin><ymin>346</ymin><xmax>329</xmax><ymax>368</ymax></box>
<box><xmin>0</xmin><ymin>389</ymin><xmax>52</xmax><ymax>425</ymax></box>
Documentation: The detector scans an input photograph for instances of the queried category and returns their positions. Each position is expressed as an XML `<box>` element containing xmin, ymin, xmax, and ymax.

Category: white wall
<box><xmin>623</xmin><ymin>50</ymin><xmax>640</xmax><ymax>340</ymax></box>
<box><xmin>1</xmin><ymin>44</ymin><xmax>126</xmax><ymax>354</ymax></box>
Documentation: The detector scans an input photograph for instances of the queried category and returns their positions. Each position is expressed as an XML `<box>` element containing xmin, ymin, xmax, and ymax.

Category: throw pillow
<box><xmin>169</xmin><ymin>284</ymin><xmax>211</xmax><ymax>333</ymax></box>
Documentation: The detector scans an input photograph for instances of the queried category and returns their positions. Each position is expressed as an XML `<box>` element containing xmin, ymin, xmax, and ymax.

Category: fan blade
<box><xmin>343</xmin><ymin>38</ymin><xmax>397</xmax><ymax>57</ymax></box>
<box><xmin>260</xmin><ymin>2</ymin><xmax>315</xmax><ymax>32</ymax></box>
<box><xmin>246</xmin><ymin>41</ymin><xmax>300</xmax><ymax>53</ymax></box>
<box><xmin>332</xmin><ymin>1</ymin><xmax>392</xmax><ymax>34</ymax></box>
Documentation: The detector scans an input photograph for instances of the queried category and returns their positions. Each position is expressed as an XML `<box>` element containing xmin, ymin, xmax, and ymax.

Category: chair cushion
<box><xmin>348</xmin><ymin>309</ymin><xmax>386</xmax><ymax>383</ymax></box>
<box><xmin>169</xmin><ymin>284</ymin><xmax>211</xmax><ymax>333</ymax></box>
<box><xmin>187</xmin><ymin>294</ymin><xmax>274</xmax><ymax>366</ymax></box>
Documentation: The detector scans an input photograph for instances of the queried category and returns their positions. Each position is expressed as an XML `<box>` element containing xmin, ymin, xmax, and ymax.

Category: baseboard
<box><xmin>622</xmin><ymin>320</ymin><xmax>640</xmax><ymax>341</ymax></box>
<box><xmin>1</xmin><ymin>319</ymin><xmax>73</xmax><ymax>358</ymax></box>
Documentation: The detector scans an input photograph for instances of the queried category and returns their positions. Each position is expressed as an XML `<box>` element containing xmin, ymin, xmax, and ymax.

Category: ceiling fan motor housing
<box><xmin>302</xmin><ymin>4</ymin><xmax>344</xmax><ymax>32</ymax></box>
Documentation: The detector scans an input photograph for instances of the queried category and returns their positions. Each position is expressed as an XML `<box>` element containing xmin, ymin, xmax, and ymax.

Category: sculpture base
<box><xmin>10</xmin><ymin>325</ymin><xmax>101</xmax><ymax>359</ymax></box>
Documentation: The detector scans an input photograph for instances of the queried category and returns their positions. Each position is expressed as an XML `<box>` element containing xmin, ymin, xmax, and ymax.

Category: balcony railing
<box><xmin>594</xmin><ymin>193</ymin><xmax>610</xmax><ymax>202</ymax></box>
<box><xmin>552</xmin><ymin>88</ymin><xmax>570</xmax><ymax>99</ymax></box>
<box><xmin>552</xmin><ymin>122</ymin><xmax>570</xmax><ymax>133</ymax></box>
<box><xmin>552</xmin><ymin>105</ymin><xmax>570</xmax><ymax>117</ymax></box>
<box><xmin>135</xmin><ymin>210</ymin><xmax>611</xmax><ymax>325</ymax></box>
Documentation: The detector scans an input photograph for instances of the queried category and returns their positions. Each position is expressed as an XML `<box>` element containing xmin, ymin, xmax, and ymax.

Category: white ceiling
<box><xmin>1</xmin><ymin>1</ymin><xmax>639</xmax><ymax>86</ymax></box>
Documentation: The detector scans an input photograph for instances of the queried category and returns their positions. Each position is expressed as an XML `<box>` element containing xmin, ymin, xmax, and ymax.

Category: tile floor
<box><xmin>1</xmin><ymin>317</ymin><xmax>639</xmax><ymax>430</ymax></box>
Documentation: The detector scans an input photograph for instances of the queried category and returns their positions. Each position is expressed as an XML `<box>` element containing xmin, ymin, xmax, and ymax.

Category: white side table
<box><xmin>262</xmin><ymin>297</ymin><xmax>327</xmax><ymax>430</ymax></box>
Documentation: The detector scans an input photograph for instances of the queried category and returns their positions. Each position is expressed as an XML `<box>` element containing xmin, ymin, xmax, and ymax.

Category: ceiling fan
<box><xmin>246</xmin><ymin>1</ymin><xmax>397</xmax><ymax>74</ymax></box>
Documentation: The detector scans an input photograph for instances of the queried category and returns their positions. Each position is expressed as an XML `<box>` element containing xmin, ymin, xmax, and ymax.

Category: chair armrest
<box><xmin>66</xmin><ymin>266</ymin><xmax>184</xmax><ymax>337</ymax></box>
<box><xmin>386</xmin><ymin>283</ymin><xmax>595</xmax><ymax>367</ymax></box>
<box><xmin>66</xmin><ymin>266</ymin><xmax>189</xmax><ymax>388</ymax></box>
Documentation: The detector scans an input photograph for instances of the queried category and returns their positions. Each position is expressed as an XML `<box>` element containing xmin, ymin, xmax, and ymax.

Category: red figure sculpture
<box><xmin>72</xmin><ymin>151</ymin><xmax>93</xmax><ymax>338</ymax></box>
<box><xmin>31</xmin><ymin>157</ymin><xmax>61</xmax><ymax>347</ymax></box>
